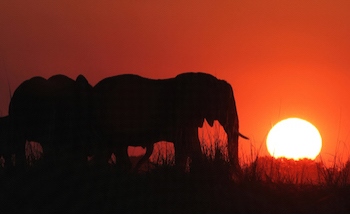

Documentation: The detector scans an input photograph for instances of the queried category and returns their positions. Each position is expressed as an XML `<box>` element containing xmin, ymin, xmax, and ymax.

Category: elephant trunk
<box><xmin>221</xmin><ymin>96</ymin><xmax>242</xmax><ymax>176</ymax></box>
<box><xmin>227</xmin><ymin>116</ymin><xmax>241</xmax><ymax>173</ymax></box>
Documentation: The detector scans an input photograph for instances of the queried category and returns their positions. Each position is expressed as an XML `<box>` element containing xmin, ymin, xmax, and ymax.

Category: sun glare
<box><xmin>266</xmin><ymin>118</ymin><xmax>322</xmax><ymax>160</ymax></box>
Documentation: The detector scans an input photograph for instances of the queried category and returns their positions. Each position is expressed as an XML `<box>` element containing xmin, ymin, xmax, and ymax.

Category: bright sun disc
<box><xmin>266</xmin><ymin>118</ymin><xmax>322</xmax><ymax>160</ymax></box>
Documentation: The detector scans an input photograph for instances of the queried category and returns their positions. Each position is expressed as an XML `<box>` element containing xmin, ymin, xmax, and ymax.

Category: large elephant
<box><xmin>93</xmin><ymin>72</ymin><xmax>246</xmax><ymax>173</ymax></box>
<box><xmin>8</xmin><ymin>74</ymin><xmax>95</xmax><ymax>169</ymax></box>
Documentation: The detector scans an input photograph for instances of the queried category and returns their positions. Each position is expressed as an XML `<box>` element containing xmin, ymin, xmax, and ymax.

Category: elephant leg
<box><xmin>185</xmin><ymin>127</ymin><xmax>203</xmax><ymax>172</ymax></box>
<box><xmin>133</xmin><ymin>144</ymin><xmax>154</xmax><ymax>172</ymax></box>
<box><xmin>174</xmin><ymin>138</ymin><xmax>188</xmax><ymax>172</ymax></box>
<box><xmin>91</xmin><ymin>141</ymin><xmax>112</xmax><ymax>169</ymax></box>
<box><xmin>227</xmin><ymin>134</ymin><xmax>242</xmax><ymax>177</ymax></box>
<box><xmin>3</xmin><ymin>136</ymin><xmax>15</xmax><ymax>170</ymax></box>
<box><xmin>16</xmin><ymin>145</ymin><xmax>26</xmax><ymax>170</ymax></box>
<box><xmin>41</xmin><ymin>141</ymin><xmax>56</xmax><ymax>167</ymax></box>
<box><xmin>3</xmin><ymin>153</ymin><xmax>12</xmax><ymax>170</ymax></box>
<box><xmin>174</xmin><ymin>127</ymin><xmax>203</xmax><ymax>172</ymax></box>
<box><xmin>114</xmin><ymin>145</ymin><xmax>132</xmax><ymax>173</ymax></box>
<box><xmin>174</xmin><ymin>131</ymin><xmax>189</xmax><ymax>171</ymax></box>
<box><xmin>189</xmin><ymin>127</ymin><xmax>202</xmax><ymax>162</ymax></box>
<box><xmin>13</xmin><ymin>136</ymin><xmax>26</xmax><ymax>170</ymax></box>
<box><xmin>3</xmin><ymin>140</ymin><xmax>17</xmax><ymax>171</ymax></box>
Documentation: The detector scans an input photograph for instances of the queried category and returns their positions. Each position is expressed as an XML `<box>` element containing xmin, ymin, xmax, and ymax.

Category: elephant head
<box><xmin>73</xmin><ymin>74</ymin><xmax>97</xmax><ymax>160</ymax></box>
<box><xmin>174</xmin><ymin>73</ymin><xmax>245</xmax><ymax>174</ymax></box>
<box><xmin>46</xmin><ymin>74</ymin><xmax>95</xmax><ymax>164</ymax></box>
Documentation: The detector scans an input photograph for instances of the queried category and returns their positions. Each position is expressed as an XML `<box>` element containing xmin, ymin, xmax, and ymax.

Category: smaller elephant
<box><xmin>9</xmin><ymin>74</ymin><xmax>96</xmax><ymax>169</ymax></box>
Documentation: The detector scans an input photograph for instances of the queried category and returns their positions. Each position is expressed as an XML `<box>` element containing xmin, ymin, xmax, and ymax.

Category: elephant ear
<box><xmin>203</xmin><ymin>78</ymin><xmax>221</xmax><ymax>127</ymax></box>
<box><xmin>205</xmin><ymin>101</ymin><xmax>215</xmax><ymax>126</ymax></box>
<box><xmin>205</xmin><ymin>79</ymin><xmax>232</xmax><ymax>127</ymax></box>
<box><xmin>76</xmin><ymin>74</ymin><xmax>91</xmax><ymax>89</ymax></box>
<box><xmin>76</xmin><ymin>74</ymin><xmax>93</xmax><ymax>100</ymax></box>
<box><xmin>216</xmin><ymin>80</ymin><xmax>233</xmax><ymax>122</ymax></box>
<box><xmin>74</xmin><ymin>75</ymin><xmax>93</xmax><ymax>115</ymax></box>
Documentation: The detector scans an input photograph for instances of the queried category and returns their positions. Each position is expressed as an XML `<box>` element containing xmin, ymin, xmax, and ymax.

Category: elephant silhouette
<box><xmin>9</xmin><ymin>74</ymin><xmax>95</xmax><ymax>169</ymax></box>
<box><xmin>93</xmin><ymin>72</ymin><xmax>246</xmax><ymax>173</ymax></box>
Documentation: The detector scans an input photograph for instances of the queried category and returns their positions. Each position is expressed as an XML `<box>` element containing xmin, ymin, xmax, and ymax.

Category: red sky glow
<box><xmin>1</xmin><ymin>0</ymin><xmax>350</xmax><ymax>165</ymax></box>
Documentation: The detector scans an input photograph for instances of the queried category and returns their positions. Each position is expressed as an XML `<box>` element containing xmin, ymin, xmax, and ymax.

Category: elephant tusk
<box><xmin>234</xmin><ymin>129</ymin><xmax>249</xmax><ymax>140</ymax></box>
<box><xmin>239</xmin><ymin>133</ymin><xmax>249</xmax><ymax>140</ymax></box>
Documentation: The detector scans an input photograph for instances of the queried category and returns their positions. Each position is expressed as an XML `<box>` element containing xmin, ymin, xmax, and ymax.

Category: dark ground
<box><xmin>0</xmin><ymin>159</ymin><xmax>350</xmax><ymax>213</ymax></box>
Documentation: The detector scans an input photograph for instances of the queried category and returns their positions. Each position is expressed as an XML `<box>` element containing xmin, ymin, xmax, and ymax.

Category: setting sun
<box><xmin>266</xmin><ymin>118</ymin><xmax>322</xmax><ymax>160</ymax></box>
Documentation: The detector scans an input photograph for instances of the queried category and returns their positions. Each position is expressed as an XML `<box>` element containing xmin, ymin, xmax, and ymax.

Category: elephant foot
<box><xmin>113</xmin><ymin>161</ymin><xmax>132</xmax><ymax>174</ymax></box>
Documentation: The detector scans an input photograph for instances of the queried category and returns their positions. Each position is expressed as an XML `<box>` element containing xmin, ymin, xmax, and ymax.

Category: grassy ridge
<box><xmin>1</xmin><ymin>146</ymin><xmax>350</xmax><ymax>213</ymax></box>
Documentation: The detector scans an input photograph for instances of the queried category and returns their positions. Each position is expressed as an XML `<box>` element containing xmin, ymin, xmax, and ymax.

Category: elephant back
<box><xmin>94</xmin><ymin>74</ymin><xmax>175</xmax><ymax>134</ymax></box>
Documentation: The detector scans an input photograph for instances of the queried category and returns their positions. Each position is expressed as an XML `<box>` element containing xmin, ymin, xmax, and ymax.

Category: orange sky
<box><xmin>1</xmin><ymin>0</ymin><xmax>350</xmax><ymax>165</ymax></box>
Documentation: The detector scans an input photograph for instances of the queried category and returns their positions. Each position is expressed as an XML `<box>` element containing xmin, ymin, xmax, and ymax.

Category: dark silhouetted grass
<box><xmin>1</xmin><ymin>138</ymin><xmax>350</xmax><ymax>213</ymax></box>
